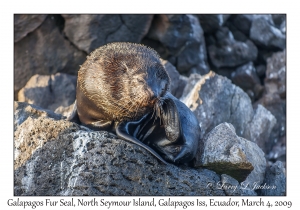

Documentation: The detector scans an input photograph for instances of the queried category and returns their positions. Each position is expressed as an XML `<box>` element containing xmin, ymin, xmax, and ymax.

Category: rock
<box><xmin>197</xmin><ymin>15</ymin><xmax>230</xmax><ymax>34</ymax></box>
<box><xmin>198</xmin><ymin>123</ymin><xmax>266</xmax><ymax>184</ymax></box>
<box><xmin>248</xmin><ymin>105</ymin><xmax>277</xmax><ymax>152</ymax></box>
<box><xmin>265</xmin><ymin>50</ymin><xmax>286</xmax><ymax>98</ymax></box>
<box><xmin>18</xmin><ymin>73</ymin><xmax>77</xmax><ymax>112</ymax></box>
<box><xmin>208</xmin><ymin>27</ymin><xmax>258</xmax><ymax>68</ymax></box>
<box><xmin>182</xmin><ymin>72</ymin><xmax>276</xmax><ymax>153</ymax></box>
<box><xmin>14</xmin><ymin>101</ymin><xmax>63</xmax><ymax>130</ymax></box>
<box><xmin>181</xmin><ymin>71</ymin><xmax>253</xmax><ymax>139</ymax></box>
<box><xmin>220</xmin><ymin>174</ymin><xmax>242</xmax><ymax>196</ymax></box>
<box><xmin>14</xmin><ymin>14</ymin><xmax>47</xmax><ymax>42</ymax></box>
<box><xmin>62</xmin><ymin>14</ymin><xmax>153</xmax><ymax>53</ymax></box>
<box><xmin>267</xmin><ymin>135</ymin><xmax>286</xmax><ymax>163</ymax></box>
<box><xmin>259</xmin><ymin>161</ymin><xmax>286</xmax><ymax>196</ymax></box>
<box><xmin>250</xmin><ymin>17</ymin><xmax>286</xmax><ymax>50</ymax></box>
<box><xmin>230</xmin><ymin>14</ymin><xmax>272</xmax><ymax>36</ymax></box>
<box><xmin>161</xmin><ymin>59</ymin><xmax>187</xmax><ymax>98</ymax></box>
<box><xmin>231</xmin><ymin>62</ymin><xmax>264</xmax><ymax>101</ymax></box>
<box><xmin>54</xmin><ymin>103</ymin><xmax>76</xmax><ymax>117</ymax></box>
<box><xmin>272</xmin><ymin>14</ymin><xmax>286</xmax><ymax>29</ymax></box>
<box><xmin>14</xmin><ymin>15</ymin><xmax>86</xmax><ymax>97</ymax></box>
<box><xmin>255</xmin><ymin>94</ymin><xmax>286</xmax><ymax>155</ymax></box>
<box><xmin>14</xmin><ymin>101</ymin><xmax>227</xmax><ymax>196</ymax></box>
<box><xmin>256</xmin><ymin>64</ymin><xmax>266</xmax><ymax>77</ymax></box>
<box><xmin>146</xmin><ymin>14</ymin><xmax>209</xmax><ymax>75</ymax></box>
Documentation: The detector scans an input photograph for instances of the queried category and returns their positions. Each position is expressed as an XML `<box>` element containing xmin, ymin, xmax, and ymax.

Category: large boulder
<box><xmin>14</xmin><ymin>15</ymin><xmax>86</xmax><ymax>97</ymax></box>
<box><xmin>197</xmin><ymin>123</ymin><xmax>266</xmax><ymax>186</ymax></box>
<box><xmin>250</xmin><ymin>17</ymin><xmax>286</xmax><ymax>50</ymax></box>
<box><xmin>14</xmin><ymin>14</ymin><xmax>47</xmax><ymax>42</ymax></box>
<box><xmin>62</xmin><ymin>14</ymin><xmax>154</xmax><ymax>53</ymax></box>
<box><xmin>145</xmin><ymin>14</ymin><xmax>209</xmax><ymax>75</ymax></box>
<box><xmin>208</xmin><ymin>27</ymin><xmax>258</xmax><ymax>69</ymax></box>
<box><xmin>197</xmin><ymin>15</ymin><xmax>230</xmax><ymax>34</ymax></box>
<box><xmin>18</xmin><ymin>73</ymin><xmax>77</xmax><ymax>113</ymax></box>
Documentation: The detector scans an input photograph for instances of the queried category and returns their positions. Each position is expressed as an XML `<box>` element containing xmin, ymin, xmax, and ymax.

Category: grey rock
<box><xmin>14</xmin><ymin>14</ymin><xmax>47</xmax><ymax>42</ymax></box>
<box><xmin>265</xmin><ymin>50</ymin><xmax>286</xmax><ymax>98</ymax></box>
<box><xmin>255</xmin><ymin>94</ymin><xmax>286</xmax><ymax>154</ymax></box>
<box><xmin>181</xmin><ymin>72</ymin><xmax>253</xmax><ymax>139</ymax></box>
<box><xmin>231</xmin><ymin>62</ymin><xmax>264</xmax><ymax>100</ymax></box>
<box><xmin>182</xmin><ymin>72</ymin><xmax>276</xmax><ymax>154</ymax></box>
<box><xmin>14</xmin><ymin>101</ymin><xmax>227</xmax><ymax>196</ymax></box>
<box><xmin>161</xmin><ymin>59</ymin><xmax>187</xmax><ymax>98</ymax></box>
<box><xmin>198</xmin><ymin>123</ymin><xmax>266</xmax><ymax>184</ymax></box>
<box><xmin>14</xmin><ymin>15</ymin><xmax>86</xmax><ymax>97</ymax></box>
<box><xmin>267</xmin><ymin>135</ymin><xmax>286</xmax><ymax>163</ymax></box>
<box><xmin>208</xmin><ymin>27</ymin><xmax>258</xmax><ymax>68</ymax></box>
<box><xmin>256</xmin><ymin>64</ymin><xmax>266</xmax><ymax>77</ymax></box>
<box><xmin>146</xmin><ymin>14</ymin><xmax>209</xmax><ymax>75</ymax></box>
<box><xmin>249</xmin><ymin>105</ymin><xmax>277</xmax><ymax>152</ymax></box>
<box><xmin>55</xmin><ymin>103</ymin><xmax>76</xmax><ymax>118</ymax></box>
<box><xmin>14</xmin><ymin>101</ymin><xmax>63</xmax><ymax>131</ymax></box>
<box><xmin>250</xmin><ymin>17</ymin><xmax>286</xmax><ymax>50</ymax></box>
<box><xmin>259</xmin><ymin>161</ymin><xmax>286</xmax><ymax>196</ymax></box>
<box><xmin>62</xmin><ymin>14</ymin><xmax>153</xmax><ymax>53</ymax></box>
<box><xmin>197</xmin><ymin>14</ymin><xmax>230</xmax><ymax>34</ymax></box>
<box><xmin>18</xmin><ymin>73</ymin><xmax>77</xmax><ymax>112</ymax></box>
<box><xmin>220</xmin><ymin>174</ymin><xmax>242</xmax><ymax>196</ymax></box>
<box><xmin>231</xmin><ymin>14</ymin><xmax>272</xmax><ymax>35</ymax></box>
<box><xmin>272</xmin><ymin>14</ymin><xmax>286</xmax><ymax>29</ymax></box>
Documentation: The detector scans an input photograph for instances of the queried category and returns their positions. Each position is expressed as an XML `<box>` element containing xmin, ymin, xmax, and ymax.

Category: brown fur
<box><xmin>77</xmin><ymin>42</ymin><xmax>170</xmax><ymax>122</ymax></box>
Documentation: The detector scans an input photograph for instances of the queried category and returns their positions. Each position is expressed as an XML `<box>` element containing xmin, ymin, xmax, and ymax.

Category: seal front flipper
<box><xmin>160</xmin><ymin>92</ymin><xmax>200</xmax><ymax>164</ymax></box>
<box><xmin>116</xmin><ymin>121</ymin><xmax>168</xmax><ymax>165</ymax></box>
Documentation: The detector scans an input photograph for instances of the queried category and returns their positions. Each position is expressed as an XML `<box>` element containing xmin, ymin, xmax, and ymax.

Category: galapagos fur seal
<box><xmin>68</xmin><ymin>42</ymin><xmax>200</xmax><ymax>164</ymax></box>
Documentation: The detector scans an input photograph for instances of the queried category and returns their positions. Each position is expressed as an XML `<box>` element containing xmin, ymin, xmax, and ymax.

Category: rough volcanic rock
<box><xmin>62</xmin><ymin>14</ymin><xmax>153</xmax><ymax>53</ymax></box>
<box><xmin>14</xmin><ymin>14</ymin><xmax>47</xmax><ymax>42</ymax></box>
<box><xmin>161</xmin><ymin>59</ymin><xmax>187</xmax><ymax>98</ymax></box>
<box><xmin>256</xmin><ymin>64</ymin><xmax>266</xmax><ymax>77</ymax></box>
<box><xmin>259</xmin><ymin>161</ymin><xmax>286</xmax><ymax>196</ymax></box>
<box><xmin>248</xmin><ymin>105</ymin><xmax>276</xmax><ymax>153</ymax></box>
<box><xmin>265</xmin><ymin>50</ymin><xmax>286</xmax><ymax>98</ymax></box>
<box><xmin>230</xmin><ymin>14</ymin><xmax>272</xmax><ymax>36</ymax></box>
<box><xmin>208</xmin><ymin>27</ymin><xmax>258</xmax><ymax>68</ymax></box>
<box><xmin>231</xmin><ymin>62</ymin><xmax>264</xmax><ymax>101</ymax></box>
<box><xmin>181</xmin><ymin>72</ymin><xmax>276</xmax><ymax>153</ymax></box>
<box><xmin>14</xmin><ymin>15</ymin><xmax>86</xmax><ymax>97</ymax></box>
<box><xmin>14</xmin><ymin>101</ymin><xmax>227</xmax><ymax>196</ymax></box>
<box><xmin>197</xmin><ymin>15</ymin><xmax>230</xmax><ymax>34</ymax></box>
<box><xmin>197</xmin><ymin>123</ymin><xmax>266</xmax><ymax>184</ymax></box>
<box><xmin>256</xmin><ymin>94</ymin><xmax>286</xmax><ymax>155</ymax></box>
<box><xmin>14</xmin><ymin>101</ymin><xmax>64</xmax><ymax>131</ymax></box>
<box><xmin>250</xmin><ymin>17</ymin><xmax>286</xmax><ymax>50</ymax></box>
<box><xmin>220</xmin><ymin>174</ymin><xmax>242</xmax><ymax>196</ymax></box>
<box><xmin>146</xmin><ymin>14</ymin><xmax>209</xmax><ymax>75</ymax></box>
<box><xmin>272</xmin><ymin>14</ymin><xmax>286</xmax><ymax>28</ymax></box>
<box><xmin>181</xmin><ymin>71</ymin><xmax>253</xmax><ymax>139</ymax></box>
<box><xmin>18</xmin><ymin>73</ymin><xmax>77</xmax><ymax>112</ymax></box>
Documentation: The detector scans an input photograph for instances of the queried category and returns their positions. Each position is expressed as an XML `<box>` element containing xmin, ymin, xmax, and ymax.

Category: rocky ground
<box><xmin>14</xmin><ymin>14</ymin><xmax>286</xmax><ymax>196</ymax></box>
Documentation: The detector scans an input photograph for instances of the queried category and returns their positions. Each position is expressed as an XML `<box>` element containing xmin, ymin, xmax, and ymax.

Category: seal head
<box><xmin>77</xmin><ymin>42</ymin><xmax>169</xmax><ymax>126</ymax></box>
